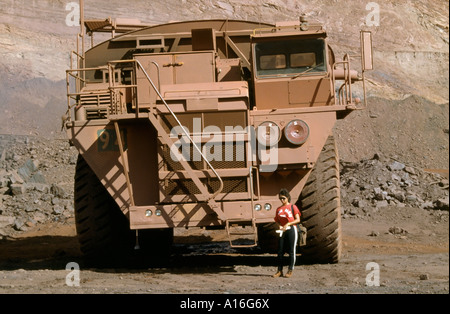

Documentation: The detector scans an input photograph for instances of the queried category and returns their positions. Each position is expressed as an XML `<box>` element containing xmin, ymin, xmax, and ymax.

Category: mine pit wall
<box><xmin>370</xmin><ymin>51</ymin><xmax>449</xmax><ymax>104</ymax></box>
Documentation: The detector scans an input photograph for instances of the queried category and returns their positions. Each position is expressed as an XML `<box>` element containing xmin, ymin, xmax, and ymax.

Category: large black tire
<box><xmin>74</xmin><ymin>155</ymin><xmax>173</xmax><ymax>267</ymax></box>
<box><xmin>298</xmin><ymin>135</ymin><xmax>342</xmax><ymax>264</ymax></box>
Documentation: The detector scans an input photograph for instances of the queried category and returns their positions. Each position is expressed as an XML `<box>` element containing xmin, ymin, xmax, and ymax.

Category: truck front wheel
<box><xmin>298</xmin><ymin>135</ymin><xmax>342</xmax><ymax>264</ymax></box>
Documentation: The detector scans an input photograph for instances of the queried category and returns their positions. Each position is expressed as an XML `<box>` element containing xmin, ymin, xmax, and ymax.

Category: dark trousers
<box><xmin>277</xmin><ymin>226</ymin><xmax>298</xmax><ymax>271</ymax></box>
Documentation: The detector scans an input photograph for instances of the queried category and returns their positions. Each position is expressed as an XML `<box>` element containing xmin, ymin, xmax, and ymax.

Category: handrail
<box><xmin>150</xmin><ymin>61</ymin><xmax>161</xmax><ymax>93</ymax></box>
<box><xmin>332</xmin><ymin>57</ymin><xmax>352</xmax><ymax>106</ymax></box>
<box><xmin>133</xmin><ymin>59</ymin><xmax>224</xmax><ymax>200</ymax></box>
<box><xmin>343</xmin><ymin>54</ymin><xmax>352</xmax><ymax>105</ymax></box>
<box><xmin>66</xmin><ymin>66</ymin><xmax>110</xmax><ymax>119</ymax></box>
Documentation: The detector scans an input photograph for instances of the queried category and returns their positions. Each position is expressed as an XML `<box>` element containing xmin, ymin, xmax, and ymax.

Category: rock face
<box><xmin>334</xmin><ymin>95</ymin><xmax>449</xmax><ymax>170</ymax></box>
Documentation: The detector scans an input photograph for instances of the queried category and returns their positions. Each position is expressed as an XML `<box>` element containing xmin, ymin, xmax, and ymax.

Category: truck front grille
<box><xmin>162</xmin><ymin>142</ymin><xmax>247</xmax><ymax>171</ymax></box>
<box><xmin>164</xmin><ymin>177</ymin><xmax>247</xmax><ymax>195</ymax></box>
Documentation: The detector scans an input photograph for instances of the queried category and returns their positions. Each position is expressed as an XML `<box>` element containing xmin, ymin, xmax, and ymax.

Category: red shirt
<box><xmin>274</xmin><ymin>204</ymin><xmax>301</xmax><ymax>226</ymax></box>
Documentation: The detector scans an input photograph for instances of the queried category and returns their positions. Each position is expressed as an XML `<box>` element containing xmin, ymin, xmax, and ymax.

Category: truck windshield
<box><xmin>255</xmin><ymin>38</ymin><xmax>327</xmax><ymax>78</ymax></box>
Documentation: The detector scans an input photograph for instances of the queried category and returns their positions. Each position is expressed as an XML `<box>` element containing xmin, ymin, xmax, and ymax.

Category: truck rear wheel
<box><xmin>298</xmin><ymin>135</ymin><xmax>342</xmax><ymax>264</ymax></box>
<box><xmin>74</xmin><ymin>155</ymin><xmax>172</xmax><ymax>267</ymax></box>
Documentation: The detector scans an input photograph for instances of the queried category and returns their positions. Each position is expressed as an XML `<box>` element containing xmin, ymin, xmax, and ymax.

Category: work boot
<box><xmin>273</xmin><ymin>271</ymin><xmax>283</xmax><ymax>278</ymax></box>
<box><xmin>284</xmin><ymin>270</ymin><xmax>293</xmax><ymax>278</ymax></box>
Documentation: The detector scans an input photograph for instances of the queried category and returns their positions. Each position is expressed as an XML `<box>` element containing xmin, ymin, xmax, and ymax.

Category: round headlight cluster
<box><xmin>257</xmin><ymin>119</ymin><xmax>310</xmax><ymax>146</ymax></box>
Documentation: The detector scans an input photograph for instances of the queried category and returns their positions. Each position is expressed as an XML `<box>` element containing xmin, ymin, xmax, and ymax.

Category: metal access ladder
<box><xmin>225</xmin><ymin>166</ymin><xmax>259</xmax><ymax>248</ymax></box>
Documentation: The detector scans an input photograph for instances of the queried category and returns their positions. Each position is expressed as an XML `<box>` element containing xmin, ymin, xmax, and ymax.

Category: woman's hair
<box><xmin>279</xmin><ymin>188</ymin><xmax>291</xmax><ymax>202</ymax></box>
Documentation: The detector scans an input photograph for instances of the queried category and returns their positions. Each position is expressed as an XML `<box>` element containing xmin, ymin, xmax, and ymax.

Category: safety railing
<box><xmin>105</xmin><ymin>60</ymin><xmax>138</xmax><ymax>117</ymax></box>
<box><xmin>332</xmin><ymin>54</ymin><xmax>353</xmax><ymax>107</ymax></box>
<box><xmin>66</xmin><ymin>66</ymin><xmax>110</xmax><ymax>121</ymax></box>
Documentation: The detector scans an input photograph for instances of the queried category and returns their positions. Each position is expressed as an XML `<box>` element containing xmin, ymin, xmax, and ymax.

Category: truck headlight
<box><xmin>257</xmin><ymin>121</ymin><xmax>280</xmax><ymax>147</ymax></box>
<box><xmin>284</xmin><ymin>119</ymin><xmax>309</xmax><ymax>145</ymax></box>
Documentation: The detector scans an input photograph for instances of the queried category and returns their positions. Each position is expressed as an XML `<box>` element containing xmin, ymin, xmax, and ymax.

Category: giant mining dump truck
<box><xmin>65</xmin><ymin>3</ymin><xmax>373</xmax><ymax>265</ymax></box>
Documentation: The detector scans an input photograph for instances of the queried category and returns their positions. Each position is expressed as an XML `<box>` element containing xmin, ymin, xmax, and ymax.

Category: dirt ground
<box><xmin>0</xmin><ymin>205</ymin><xmax>447</xmax><ymax>295</ymax></box>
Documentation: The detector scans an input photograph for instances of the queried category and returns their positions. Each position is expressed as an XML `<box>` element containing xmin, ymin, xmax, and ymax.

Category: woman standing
<box><xmin>273</xmin><ymin>188</ymin><xmax>301</xmax><ymax>278</ymax></box>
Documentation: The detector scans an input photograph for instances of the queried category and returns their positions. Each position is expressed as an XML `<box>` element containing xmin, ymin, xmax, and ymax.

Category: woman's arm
<box><xmin>287</xmin><ymin>213</ymin><xmax>300</xmax><ymax>226</ymax></box>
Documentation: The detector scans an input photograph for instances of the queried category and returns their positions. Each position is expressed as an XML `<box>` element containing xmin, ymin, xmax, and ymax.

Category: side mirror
<box><xmin>360</xmin><ymin>31</ymin><xmax>373</xmax><ymax>71</ymax></box>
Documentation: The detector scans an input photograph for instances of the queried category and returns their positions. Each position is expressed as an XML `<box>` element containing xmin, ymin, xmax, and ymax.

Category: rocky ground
<box><xmin>340</xmin><ymin>156</ymin><xmax>449</xmax><ymax>216</ymax></box>
<box><xmin>0</xmin><ymin>135</ymin><xmax>77</xmax><ymax>236</ymax></box>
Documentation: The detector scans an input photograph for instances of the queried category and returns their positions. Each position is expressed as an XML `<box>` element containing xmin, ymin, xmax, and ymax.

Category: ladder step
<box><xmin>228</xmin><ymin>232</ymin><xmax>256</xmax><ymax>236</ymax></box>
<box><xmin>226</xmin><ymin>219</ymin><xmax>254</xmax><ymax>224</ymax></box>
<box><xmin>226</xmin><ymin>219</ymin><xmax>258</xmax><ymax>248</ymax></box>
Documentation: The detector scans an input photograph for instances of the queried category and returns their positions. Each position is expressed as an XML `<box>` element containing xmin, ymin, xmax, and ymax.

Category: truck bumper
<box><xmin>129</xmin><ymin>200</ymin><xmax>278</xmax><ymax>229</ymax></box>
